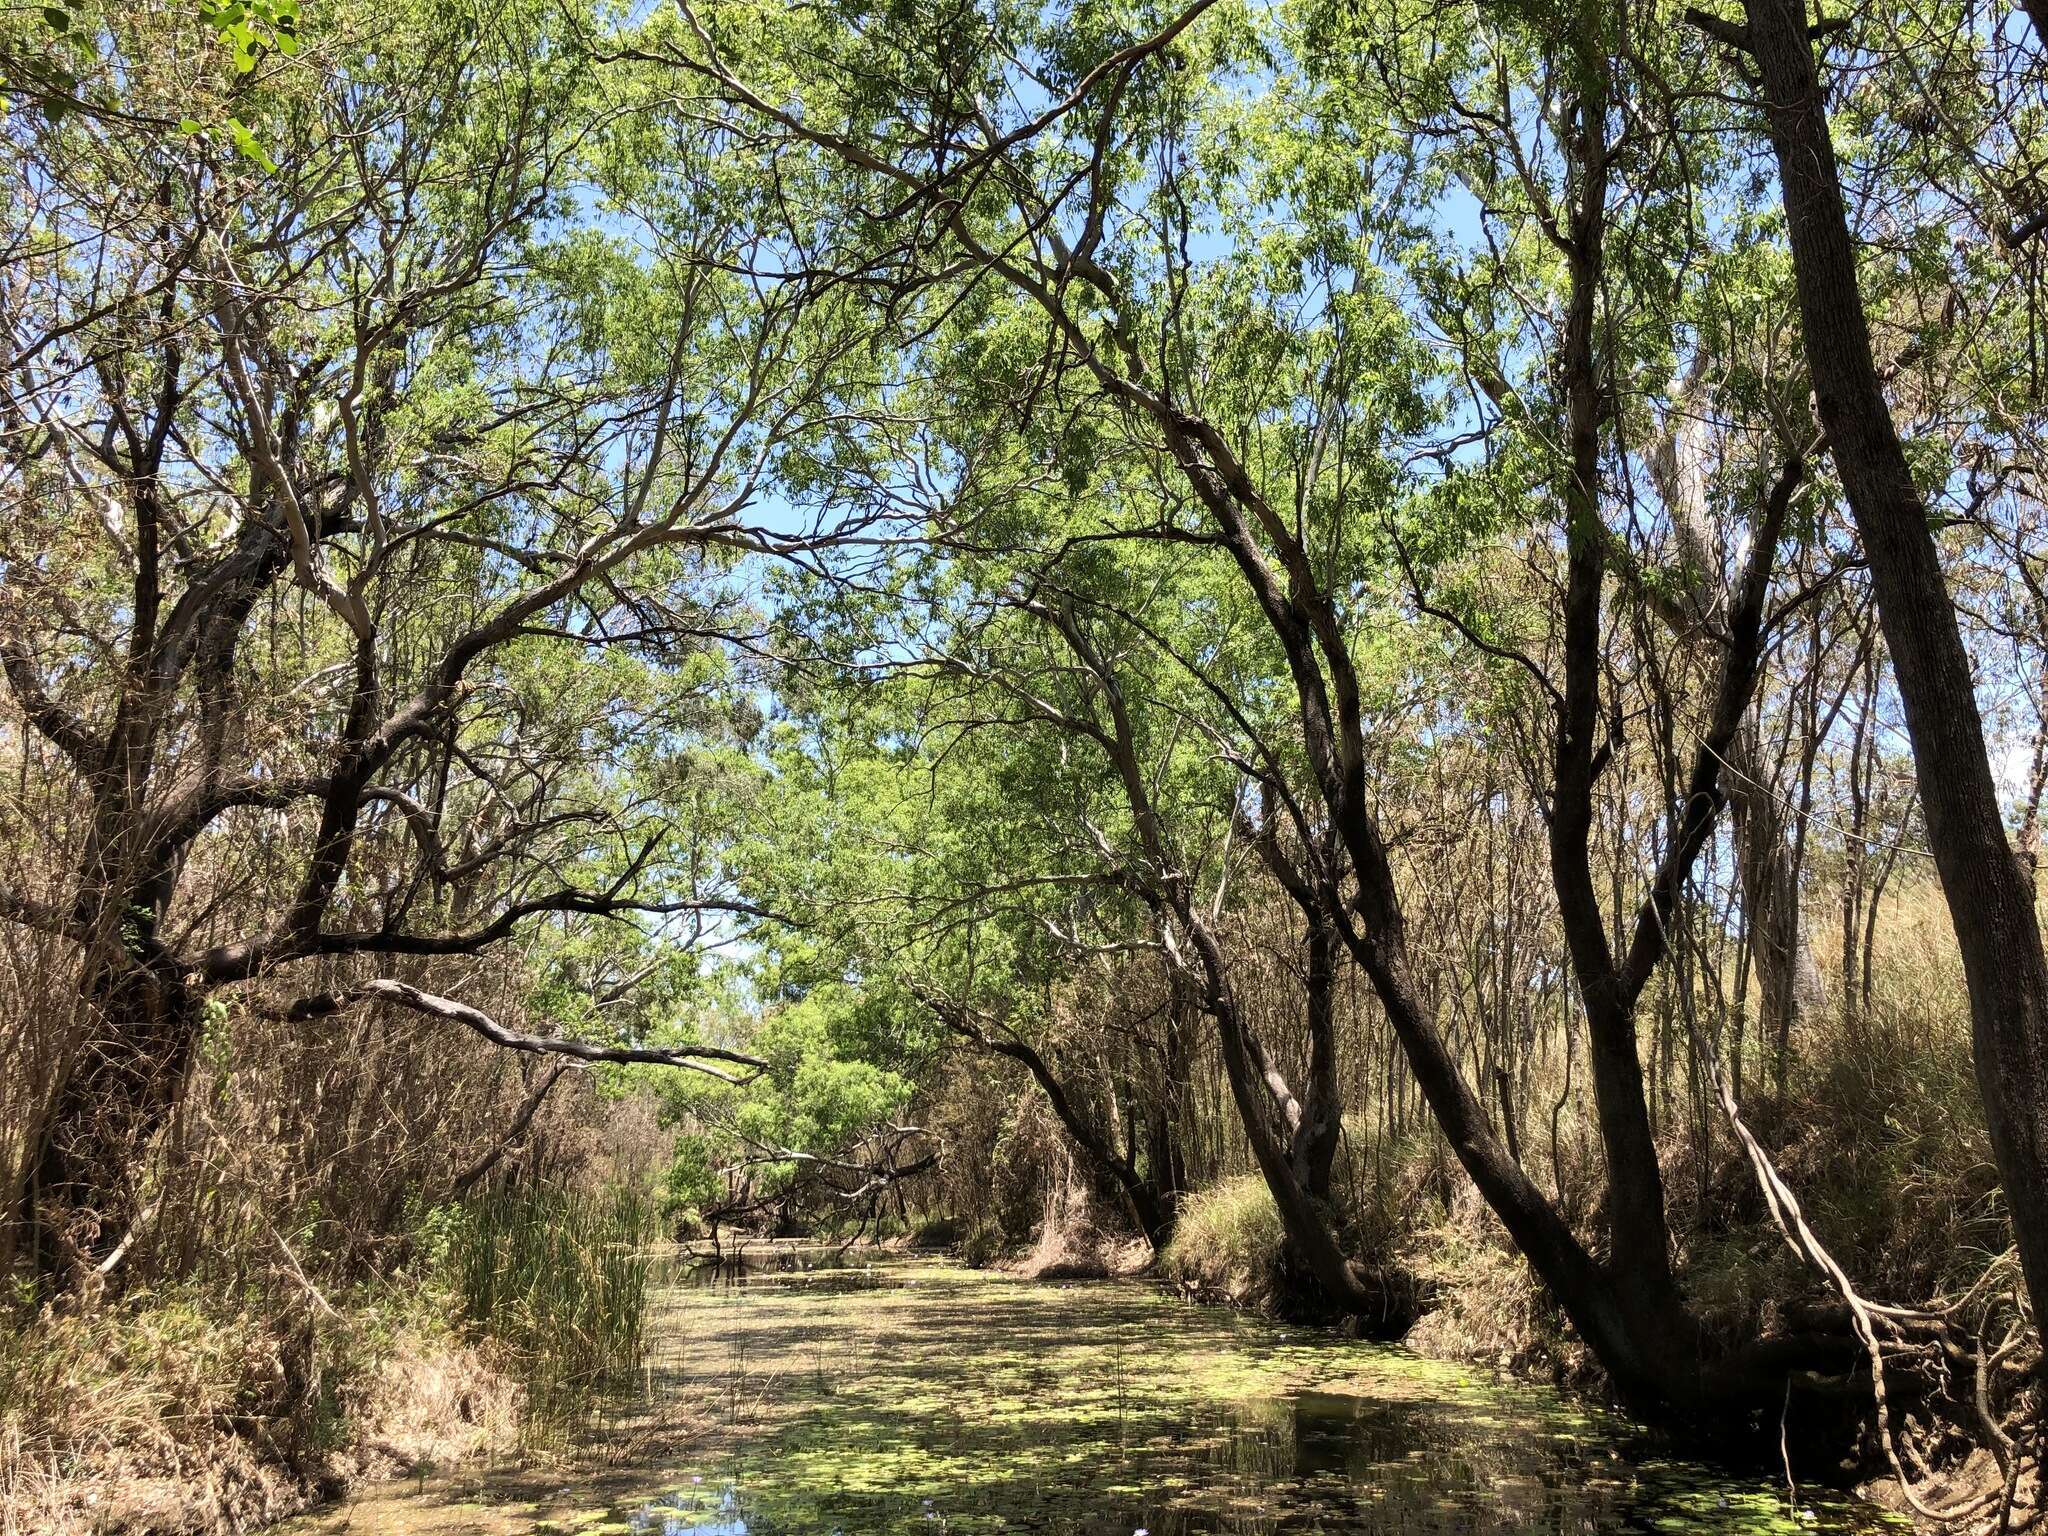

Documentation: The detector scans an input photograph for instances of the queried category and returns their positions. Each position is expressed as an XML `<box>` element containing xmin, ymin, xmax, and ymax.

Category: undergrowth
<box><xmin>1159</xmin><ymin>1175</ymin><xmax>1289</xmax><ymax>1309</ymax></box>
<box><xmin>1154</xmin><ymin>910</ymin><xmax>2004</xmax><ymax>1392</ymax></box>
<box><xmin>0</xmin><ymin>1183</ymin><xmax>656</xmax><ymax>1535</ymax></box>
<box><xmin>438</xmin><ymin>1184</ymin><xmax>656</xmax><ymax>1401</ymax></box>
<box><xmin>0</xmin><ymin>1270</ymin><xmax>513</xmax><ymax>1536</ymax></box>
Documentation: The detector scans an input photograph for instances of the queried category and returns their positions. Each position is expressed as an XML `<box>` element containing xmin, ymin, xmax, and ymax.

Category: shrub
<box><xmin>1159</xmin><ymin>1176</ymin><xmax>1288</xmax><ymax>1308</ymax></box>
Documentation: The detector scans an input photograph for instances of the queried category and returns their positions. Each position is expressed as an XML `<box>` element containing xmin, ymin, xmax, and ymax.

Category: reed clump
<box><xmin>440</xmin><ymin>1186</ymin><xmax>657</xmax><ymax>1399</ymax></box>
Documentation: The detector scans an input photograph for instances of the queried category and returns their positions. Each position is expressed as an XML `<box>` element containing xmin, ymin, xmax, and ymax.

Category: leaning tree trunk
<box><xmin>1739</xmin><ymin>0</ymin><xmax>2048</xmax><ymax>1344</ymax></box>
<box><xmin>1199</xmin><ymin>964</ymin><xmax>1412</xmax><ymax>1333</ymax></box>
<box><xmin>928</xmin><ymin>999</ymin><xmax>1181</xmax><ymax>1249</ymax></box>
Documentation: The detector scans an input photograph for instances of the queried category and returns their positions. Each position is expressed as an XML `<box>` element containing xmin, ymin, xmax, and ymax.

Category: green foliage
<box><xmin>197</xmin><ymin>0</ymin><xmax>300</xmax><ymax>71</ymax></box>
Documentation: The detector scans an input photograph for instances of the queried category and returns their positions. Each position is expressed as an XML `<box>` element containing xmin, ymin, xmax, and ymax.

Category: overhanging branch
<box><xmin>271</xmin><ymin>978</ymin><xmax>767</xmax><ymax>1083</ymax></box>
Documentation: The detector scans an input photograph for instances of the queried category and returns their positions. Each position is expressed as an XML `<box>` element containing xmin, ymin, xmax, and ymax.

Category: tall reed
<box><xmin>442</xmin><ymin>1186</ymin><xmax>656</xmax><ymax>1399</ymax></box>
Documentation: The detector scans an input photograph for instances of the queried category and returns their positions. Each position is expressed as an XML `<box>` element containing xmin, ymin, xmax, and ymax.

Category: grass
<box><xmin>1158</xmin><ymin>1175</ymin><xmax>1288</xmax><ymax>1307</ymax></box>
<box><xmin>440</xmin><ymin>1185</ymin><xmax>657</xmax><ymax>1403</ymax></box>
<box><xmin>0</xmin><ymin>1183</ymin><xmax>663</xmax><ymax>1532</ymax></box>
<box><xmin>0</xmin><ymin>1274</ymin><xmax>512</xmax><ymax>1536</ymax></box>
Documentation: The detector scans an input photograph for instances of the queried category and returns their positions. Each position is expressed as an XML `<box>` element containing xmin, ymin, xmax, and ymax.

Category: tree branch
<box><xmin>273</xmin><ymin>979</ymin><xmax>767</xmax><ymax>1082</ymax></box>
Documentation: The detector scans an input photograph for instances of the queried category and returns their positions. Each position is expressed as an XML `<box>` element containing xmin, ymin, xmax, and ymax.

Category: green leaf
<box><xmin>177</xmin><ymin>117</ymin><xmax>203</xmax><ymax>134</ymax></box>
<box><xmin>226</xmin><ymin>116</ymin><xmax>277</xmax><ymax>173</ymax></box>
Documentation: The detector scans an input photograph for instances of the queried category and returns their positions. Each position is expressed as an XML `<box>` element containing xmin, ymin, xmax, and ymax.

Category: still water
<box><xmin>286</xmin><ymin>1250</ymin><xmax>1899</xmax><ymax>1535</ymax></box>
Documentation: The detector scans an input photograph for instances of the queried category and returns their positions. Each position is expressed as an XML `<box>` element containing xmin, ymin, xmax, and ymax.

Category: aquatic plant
<box><xmin>430</xmin><ymin>1258</ymin><xmax>1903</xmax><ymax>1536</ymax></box>
<box><xmin>441</xmin><ymin>1186</ymin><xmax>657</xmax><ymax>1396</ymax></box>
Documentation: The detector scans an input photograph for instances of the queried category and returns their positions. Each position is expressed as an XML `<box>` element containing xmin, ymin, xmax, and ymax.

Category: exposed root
<box><xmin>1682</xmin><ymin>1003</ymin><xmax>2040</xmax><ymax>1526</ymax></box>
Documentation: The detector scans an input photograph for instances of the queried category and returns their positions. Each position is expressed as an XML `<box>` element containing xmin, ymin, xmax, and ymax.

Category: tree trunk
<box><xmin>1651</xmin><ymin>379</ymin><xmax>1827</xmax><ymax>1057</ymax></box>
<box><xmin>27</xmin><ymin>953</ymin><xmax>201</xmax><ymax>1287</ymax></box>
<box><xmin>1295</xmin><ymin>919</ymin><xmax>1343</xmax><ymax>1202</ymax></box>
<box><xmin>931</xmin><ymin>1003</ymin><xmax>1180</xmax><ymax>1249</ymax></box>
<box><xmin>1724</xmin><ymin>722</ymin><xmax>1826</xmax><ymax>1084</ymax></box>
<box><xmin>1146</xmin><ymin>989</ymin><xmax>1197</xmax><ymax>1214</ymax></box>
<box><xmin>1198</xmin><ymin>959</ymin><xmax>1412</xmax><ymax>1334</ymax></box>
<box><xmin>1741</xmin><ymin>0</ymin><xmax>2048</xmax><ymax>1344</ymax></box>
<box><xmin>1546</xmin><ymin>92</ymin><xmax>1688</xmax><ymax>1335</ymax></box>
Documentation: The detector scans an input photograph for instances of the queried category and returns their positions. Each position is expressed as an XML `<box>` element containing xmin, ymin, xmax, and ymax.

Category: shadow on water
<box><xmin>286</xmin><ymin>1251</ymin><xmax>1905</xmax><ymax>1536</ymax></box>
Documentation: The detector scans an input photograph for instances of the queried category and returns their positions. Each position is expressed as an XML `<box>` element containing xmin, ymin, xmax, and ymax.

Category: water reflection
<box><xmin>586</xmin><ymin>1258</ymin><xmax>1897</xmax><ymax>1536</ymax></box>
<box><xmin>628</xmin><ymin>1482</ymin><xmax>747</xmax><ymax>1536</ymax></box>
<box><xmin>279</xmin><ymin>1252</ymin><xmax>1902</xmax><ymax>1536</ymax></box>
<box><xmin>680</xmin><ymin>1242</ymin><xmax>906</xmax><ymax>1294</ymax></box>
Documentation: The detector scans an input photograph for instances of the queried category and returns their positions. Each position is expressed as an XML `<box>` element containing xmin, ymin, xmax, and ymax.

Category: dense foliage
<box><xmin>8</xmin><ymin>0</ymin><xmax>2048</xmax><ymax>1519</ymax></box>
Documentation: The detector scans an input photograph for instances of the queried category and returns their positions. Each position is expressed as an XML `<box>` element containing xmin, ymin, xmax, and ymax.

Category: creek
<box><xmin>282</xmin><ymin>1248</ymin><xmax>1901</xmax><ymax>1535</ymax></box>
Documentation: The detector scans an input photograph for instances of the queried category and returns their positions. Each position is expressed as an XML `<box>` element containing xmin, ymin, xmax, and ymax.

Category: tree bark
<box><xmin>1649</xmin><ymin>400</ymin><xmax>1826</xmax><ymax>1053</ymax></box>
<box><xmin>27</xmin><ymin>955</ymin><xmax>200</xmax><ymax>1283</ymax></box>
<box><xmin>1545</xmin><ymin>79</ymin><xmax>1692</xmax><ymax>1338</ymax></box>
<box><xmin>1295</xmin><ymin>918</ymin><xmax>1343</xmax><ymax>1202</ymax></box>
<box><xmin>1191</xmin><ymin>932</ymin><xmax>1414</xmax><ymax>1332</ymax></box>
<box><xmin>1740</xmin><ymin>0</ymin><xmax>2048</xmax><ymax>1345</ymax></box>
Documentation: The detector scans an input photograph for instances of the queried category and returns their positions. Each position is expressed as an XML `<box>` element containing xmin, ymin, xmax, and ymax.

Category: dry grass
<box><xmin>0</xmin><ymin>1281</ymin><xmax>518</xmax><ymax>1536</ymax></box>
<box><xmin>1012</xmin><ymin>1172</ymin><xmax>1127</xmax><ymax>1281</ymax></box>
<box><xmin>1403</xmin><ymin>1184</ymin><xmax>1590</xmax><ymax>1381</ymax></box>
<box><xmin>1158</xmin><ymin>1175</ymin><xmax>1289</xmax><ymax>1307</ymax></box>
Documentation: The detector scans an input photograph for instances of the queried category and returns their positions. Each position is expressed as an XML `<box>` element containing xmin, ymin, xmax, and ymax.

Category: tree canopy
<box><xmin>8</xmin><ymin>0</ymin><xmax>2048</xmax><ymax>1499</ymax></box>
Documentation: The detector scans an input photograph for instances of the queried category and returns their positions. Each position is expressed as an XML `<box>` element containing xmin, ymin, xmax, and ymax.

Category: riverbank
<box><xmin>0</xmin><ymin>1278</ymin><xmax>520</xmax><ymax>1536</ymax></box>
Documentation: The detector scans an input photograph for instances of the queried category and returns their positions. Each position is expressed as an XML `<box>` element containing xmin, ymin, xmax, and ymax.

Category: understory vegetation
<box><xmin>9</xmin><ymin>0</ymin><xmax>2048</xmax><ymax>1525</ymax></box>
<box><xmin>0</xmin><ymin>1176</ymin><xmax>657</xmax><ymax>1534</ymax></box>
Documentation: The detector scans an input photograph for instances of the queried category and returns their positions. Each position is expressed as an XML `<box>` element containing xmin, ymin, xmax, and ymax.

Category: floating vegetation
<box><xmin>280</xmin><ymin>1252</ymin><xmax>1908</xmax><ymax>1536</ymax></box>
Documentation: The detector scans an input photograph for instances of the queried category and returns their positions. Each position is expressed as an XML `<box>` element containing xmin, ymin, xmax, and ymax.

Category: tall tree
<box><xmin>645</xmin><ymin>0</ymin><xmax>1860</xmax><ymax>1412</ymax></box>
<box><xmin>1692</xmin><ymin>0</ymin><xmax>2048</xmax><ymax>1351</ymax></box>
<box><xmin>0</xmin><ymin>0</ymin><xmax>870</xmax><ymax>1283</ymax></box>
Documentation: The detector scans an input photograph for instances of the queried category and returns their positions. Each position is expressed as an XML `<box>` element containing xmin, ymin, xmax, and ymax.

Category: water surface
<box><xmin>290</xmin><ymin>1251</ymin><xmax>1899</xmax><ymax>1536</ymax></box>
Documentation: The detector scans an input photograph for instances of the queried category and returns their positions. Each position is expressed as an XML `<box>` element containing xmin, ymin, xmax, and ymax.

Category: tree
<box><xmin>644</xmin><ymin>0</ymin><xmax>1901</xmax><ymax>1419</ymax></box>
<box><xmin>1693</xmin><ymin>0</ymin><xmax>2048</xmax><ymax>1364</ymax></box>
<box><xmin>0</xmin><ymin>0</ymin><xmax>875</xmax><ymax>1285</ymax></box>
